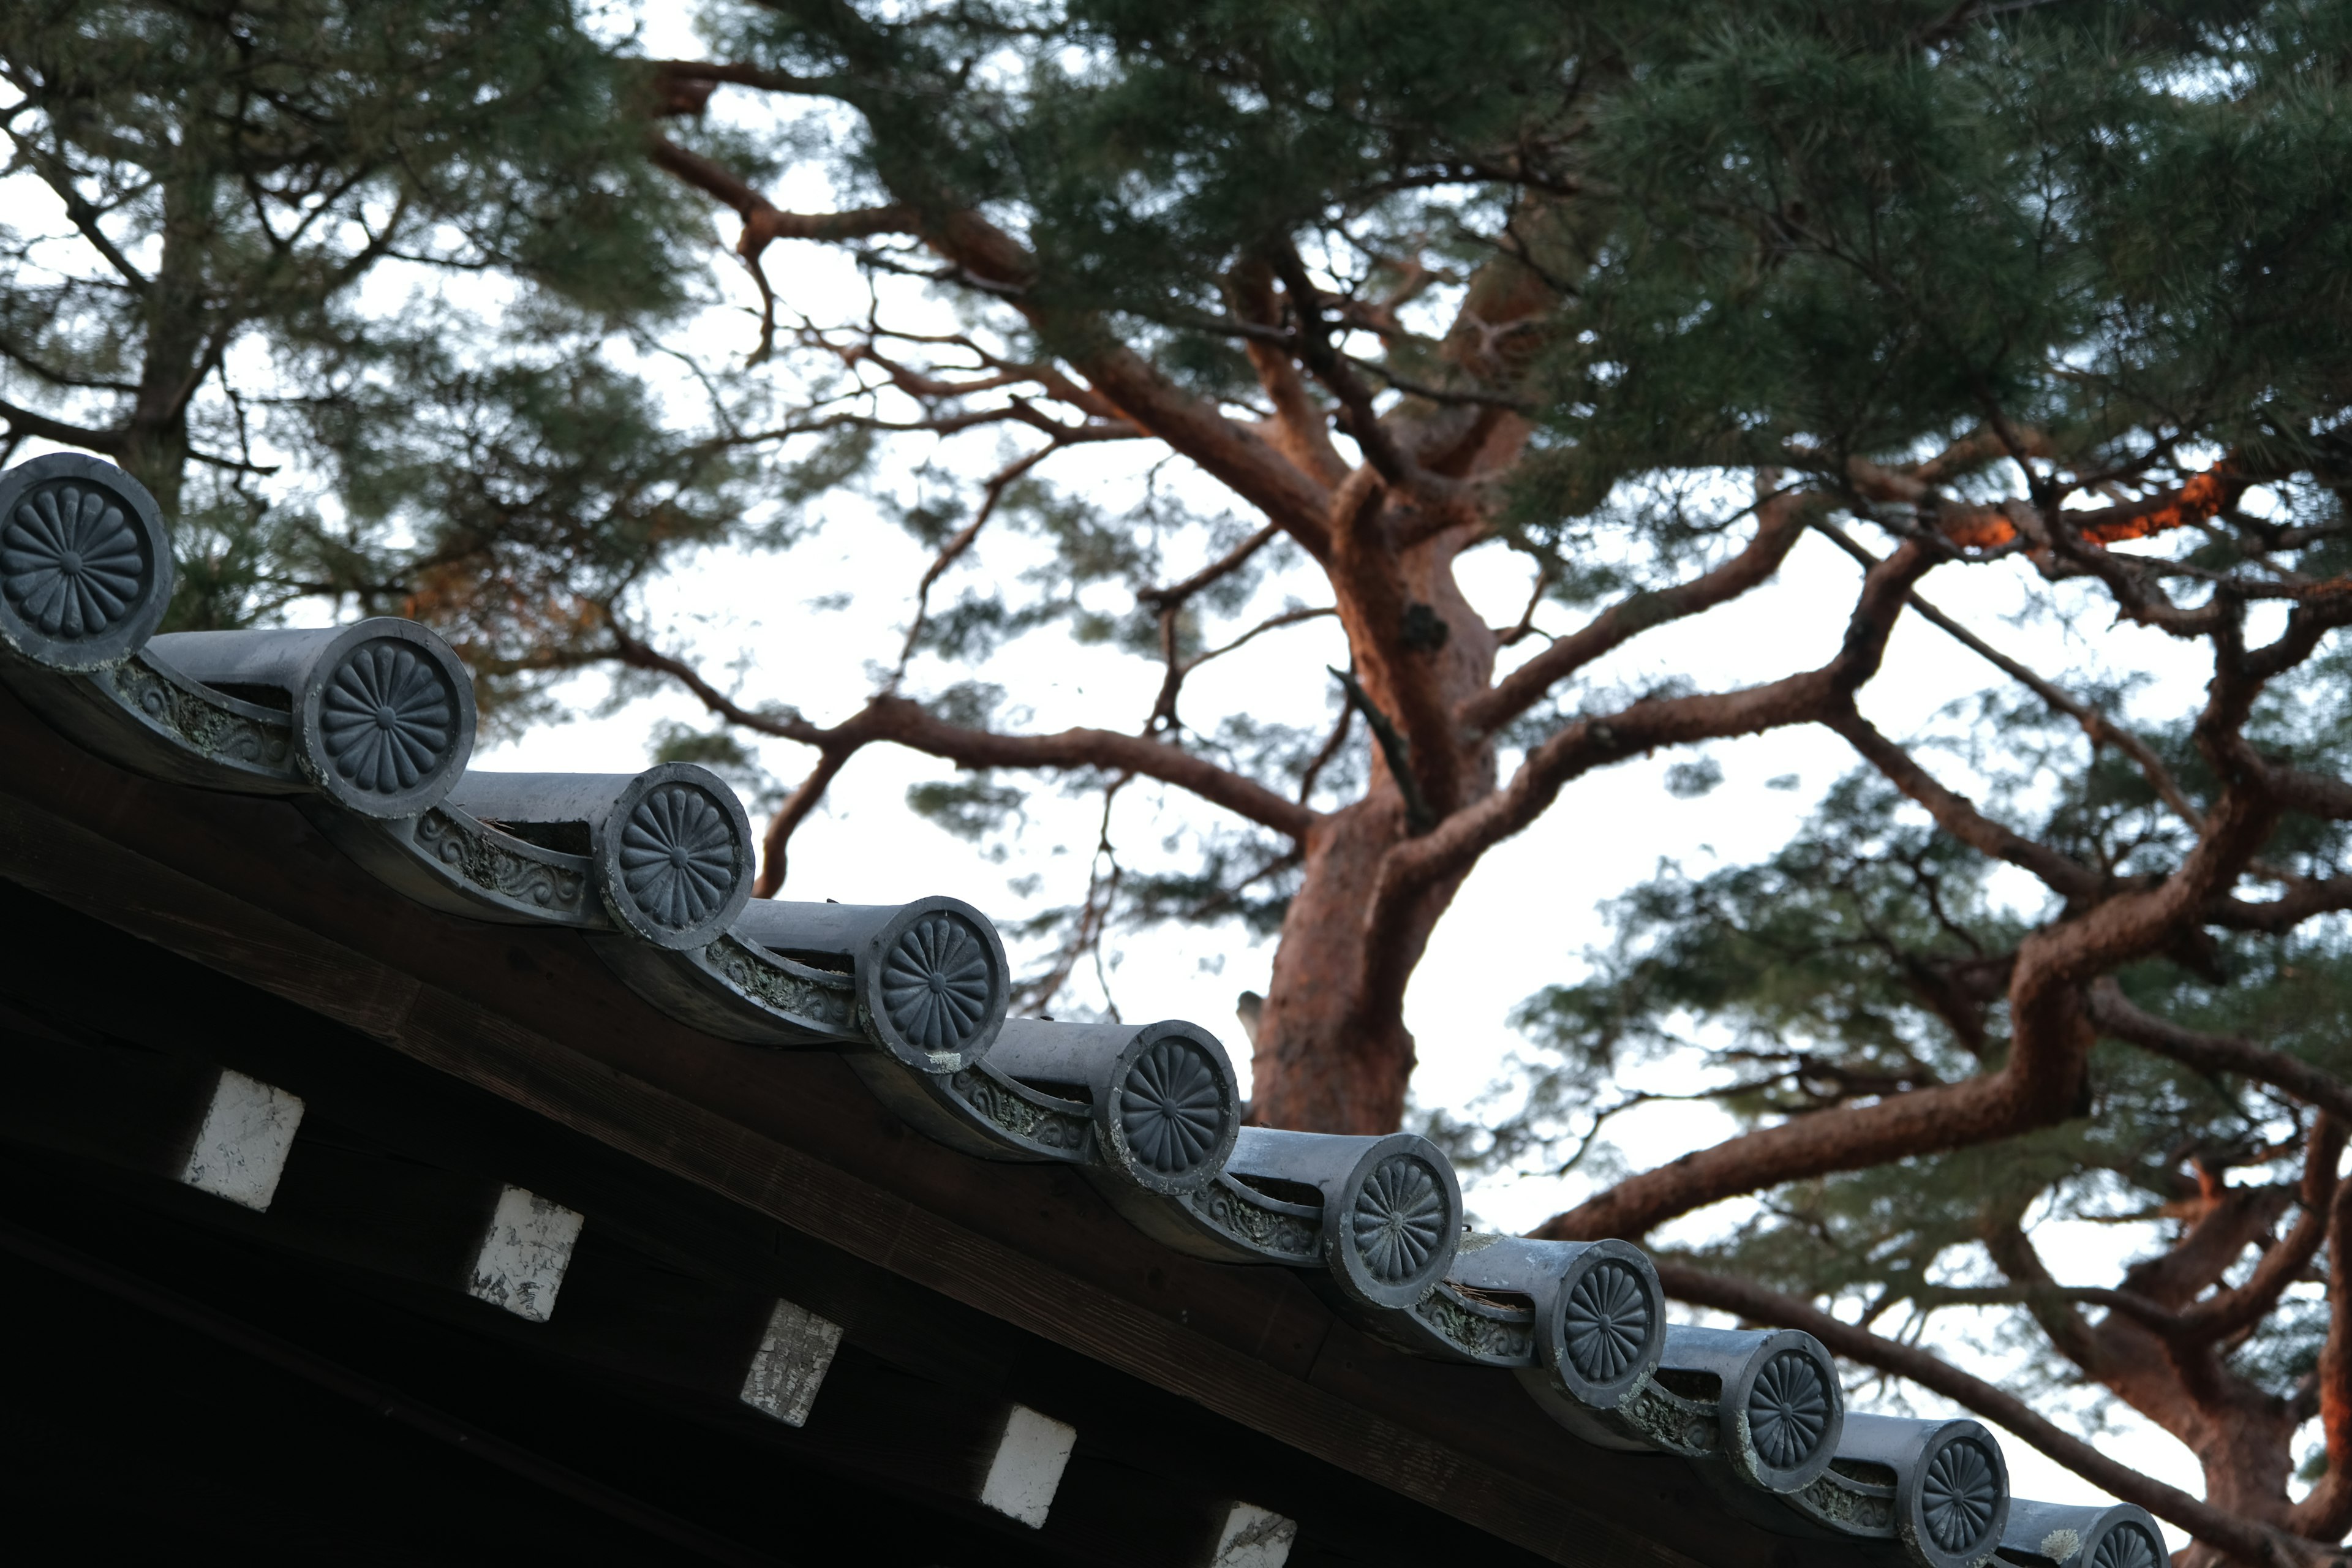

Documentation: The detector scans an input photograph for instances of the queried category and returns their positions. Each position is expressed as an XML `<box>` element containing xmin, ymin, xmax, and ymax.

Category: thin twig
<box><xmin>1494</xmin><ymin>567</ymin><xmax>1553</xmax><ymax>647</ymax></box>
<box><xmin>1811</xmin><ymin>519</ymin><xmax>2207</xmax><ymax>831</ymax></box>
<box><xmin>891</xmin><ymin>440</ymin><xmax>1065</xmax><ymax>687</ymax></box>
<box><xmin>1329</xmin><ymin>666</ymin><xmax>1434</xmax><ymax>832</ymax></box>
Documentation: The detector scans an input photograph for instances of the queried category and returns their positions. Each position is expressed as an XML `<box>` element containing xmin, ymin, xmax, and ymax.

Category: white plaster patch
<box><xmin>1206</xmin><ymin>1502</ymin><xmax>1297</xmax><ymax>1568</ymax></box>
<box><xmin>978</xmin><ymin>1404</ymin><xmax>1076</xmax><ymax>1528</ymax></box>
<box><xmin>738</xmin><ymin>1298</ymin><xmax>842</xmax><ymax>1427</ymax></box>
<box><xmin>464</xmin><ymin>1186</ymin><xmax>583</xmax><ymax>1322</ymax></box>
<box><xmin>179</xmin><ymin>1069</ymin><xmax>304</xmax><ymax>1212</ymax></box>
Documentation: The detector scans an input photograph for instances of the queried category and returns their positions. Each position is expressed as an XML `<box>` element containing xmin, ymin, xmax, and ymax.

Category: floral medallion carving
<box><xmin>318</xmin><ymin>638</ymin><xmax>457</xmax><ymax>797</ymax></box>
<box><xmin>2092</xmin><ymin>1523</ymin><xmax>2163</xmax><ymax>1568</ymax></box>
<box><xmin>1349</xmin><ymin>1154</ymin><xmax>1449</xmax><ymax>1285</ymax></box>
<box><xmin>1919</xmin><ymin>1436</ymin><xmax>2000</xmax><ymax>1554</ymax></box>
<box><xmin>617</xmin><ymin>781</ymin><xmax>742</xmax><ymax>932</ymax></box>
<box><xmin>1560</xmin><ymin>1259</ymin><xmax>1651</xmax><ymax>1385</ymax></box>
<box><xmin>879</xmin><ymin>911</ymin><xmax>995</xmax><ymax>1055</ymax></box>
<box><xmin>2</xmin><ymin>480</ymin><xmax>148</xmax><ymax>643</ymax></box>
<box><xmin>1747</xmin><ymin>1349</ymin><xmax>1832</xmax><ymax>1471</ymax></box>
<box><xmin>1117</xmin><ymin>1037</ymin><xmax>1225</xmax><ymax>1177</ymax></box>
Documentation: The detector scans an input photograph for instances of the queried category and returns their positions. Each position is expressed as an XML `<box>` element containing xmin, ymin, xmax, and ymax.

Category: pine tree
<box><xmin>14</xmin><ymin>4</ymin><xmax>2352</xmax><ymax>1556</ymax></box>
<box><xmin>0</xmin><ymin>0</ymin><xmax>723</xmax><ymax>677</ymax></box>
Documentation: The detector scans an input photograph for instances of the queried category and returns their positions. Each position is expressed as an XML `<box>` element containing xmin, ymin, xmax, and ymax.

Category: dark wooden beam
<box><xmin>0</xmin><ymin>898</ymin><xmax>1545</xmax><ymax>1567</ymax></box>
<box><xmin>0</xmin><ymin>1205</ymin><xmax>777</xmax><ymax>1567</ymax></box>
<box><xmin>0</xmin><ymin>1152</ymin><xmax>1117</xmax><ymax>1566</ymax></box>
<box><xmin>0</xmin><ymin>676</ymin><xmax>1856</xmax><ymax>1568</ymax></box>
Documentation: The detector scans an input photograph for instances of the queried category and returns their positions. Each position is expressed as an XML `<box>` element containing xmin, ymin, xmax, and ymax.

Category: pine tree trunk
<box><xmin>1247</xmin><ymin>529</ymin><xmax>1497</xmax><ymax>1133</ymax></box>
<box><xmin>2097</xmin><ymin>1329</ymin><xmax>2302</xmax><ymax>1567</ymax></box>
<box><xmin>1249</xmin><ymin>799</ymin><xmax>1417</xmax><ymax>1131</ymax></box>
<box><xmin>2178</xmin><ymin>1405</ymin><xmax>2301</xmax><ymax>1568</ymax></box>
<box><xmin>120</xmin><ymin>166</ymin><xmax>218</xmax><ymax>515</ymax></box>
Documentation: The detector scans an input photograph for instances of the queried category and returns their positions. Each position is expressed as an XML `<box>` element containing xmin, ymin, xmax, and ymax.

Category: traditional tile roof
<box><xmin>0</xmin><ymin>453</ymin><xmax>2162</xmax><ymax>1568</ymax></box>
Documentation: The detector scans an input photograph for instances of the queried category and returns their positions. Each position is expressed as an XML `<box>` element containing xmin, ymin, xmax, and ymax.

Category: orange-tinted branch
<box><xmin>606</xmin><ymin>625</ymin><xmax>1319</xmax><ymax>842</ymax></box>
<box><xmin>1937</xmin><ymin>462</ymin><xmax>2245</xmax><ymax>551</ymax></box>
<box><xmin>755</xmin><ymin>745</ymin><xmax>858</xmax><ymax>898</ymax></box>
<box><xmin>1651</xmin><ymin>1262</ymin><xmax>2296</xmax><ymax>1565</ymax></box>
<box><xmin>2289</xmin><ymin>1171</ymin><xmax>2352</xmax><ymax>1542</ymax></box>
<box><xmin>1461</xmin><ymin>492</ymin><xmax>1814</xmax><ymax>737</ymax></box>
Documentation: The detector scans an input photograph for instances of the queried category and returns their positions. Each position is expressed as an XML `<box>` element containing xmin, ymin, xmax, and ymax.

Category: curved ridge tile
<box><xmin>550</xmin><ymin>831</ymin><xmax>1030</xmax><ymax>1144</ymax></box>
<box><xmin>1205</xmin><ymin>1128</ymin><xmax>1466</xmax><ymax>1331</ymax></box>
<box><xmin>982</xmin><ymin>1017</ymin><xmax>1242</xmax><ymax>1191</ymax></box>
<box><xmin>1411</xmin><ymin>1234</ymin><xmax>1666</xmax><ymax>1396</ymax></box>
<box><xmin>309</xmin><ymin>797</ymin><xmax>604</xmax><ymax>927</ymax></box>
<box><xmin>443</xmin><ymin>767</ymin><xmax>756</xmax><ymax>949</ymax></box>
<box><xmin>0</xmin><ymin>457</ymin><xmax>307</xmax><ymax>794</ymax></box>
<box><xmin>596</xmin><ymin>878</ymin><xmax>1067</xmax><ymax>1165</ymax></box>
<box><xmin>1073</xmin><ymin>1122</ymin><xmax>1427</xmax><ymax>1278</ymax></box>
<box><xmin>1999</xmin><ymin>1499</ymin><xmax>2165</xmax><ymax>1568</ymax></box>
<box><xmin>1545</xmin><ymin>1324</ymin><xmax>1847</xmax><ymax>1494</ymax></box>
<box><xmin>1746</xmin><ymin>1412</ymin><xmax>2010</xmax><ymax>1568</ymax></box>
<box><xmin>9</xmin><ymin>639</ymin><xmax>303</xmax><ymax>792</ymax></box>
<box><xmin>725</xmin><ymin>896</ymin><xmax>1008</xmax><ymax>1065</ymax></box>
<box><xmin>0</xmin><ymin>454</ymin><xmax>173</xmax><ymax>669</ymax></box>
<box><xmin>897</xmin><ymin>1016</ymin><xmax>1278</xmax><ymax>1239</ymax></box>
<box><xmin>1165</xmin><ymin>1170</ymin><xmax>1326</xmax><ymax>1265</ymax></box>
<box><xmin>155</xmin><ymin>619</ymin><xmax>477</xmax><ymax>818</ymax></box>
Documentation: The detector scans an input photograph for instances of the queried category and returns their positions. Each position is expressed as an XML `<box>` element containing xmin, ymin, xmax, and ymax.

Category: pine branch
<box><xmin>755</xmin><ymin>746</ymin><xmax>854</xmax><ymax>899</ymax></box>
<box><xmin>2088</xmin><ymin>981</ymin><xmax>2352</xmax><ymax>1125</ymax></box>
<box><xmin>1810</xmin><ymin>518</ymin><xmax>2209</xmax><ymax>833</ymax></box>
<box><xmin>1825</xmin><ymin>705</ymin><xmax>2102</xmax><ymax>899</ymax></box>
<box><xmin>1460</xmin><ymin>492</ymin><xmax>1816</xmax><ymax>737</ymax></box>
<box><xmin>0</xmin><ymin>396</ymin><xmax>124</xmax><ymax>455</ymax></box>
<box><xmin>1226</xmin><ymin>260</ymin><xmax>1349</xmax><ymax>486</ymax></box>
<box><xmin>1329</xmin><ymin>666</ymin><xmax>1434</xmax><ymax>833</ymax></box>
<box><xmin>1650</xmin><ymin>1260</ymin><xmax>2302</xmax><ymax>1566</ymax></box>
<box><xmin>605</xmin><ymin>624</ymin><xmax>1319</xmax><ymax>842</ymax></box>
<box><xmin>2289</xmin><ymin>1175</ymin><xmax>2352</xmax><ymax>1541</ymax></box>
<box><xmin>889</xmin><ymin>440</ymin><xmax>1063</xmax><ymax>690</ymax></box>
<box><xmin>1137</xmin><ymin>522</ymin><xmax>1283</xmax><ymax>611</ymax></box>
<box><xmin>1530</xmin><ymin>667</ymin><xmax>2281</xmax><ymax>1243</ymax></box>
<box><xmin>1389</xmin><ymin>532</ymin><xmax>1934</xmax><ymax>919</ymax></box>
<box><xmin>646</xmin><ymin>133</ymin><xmax>916</xmax><ymax>361</ymax></box>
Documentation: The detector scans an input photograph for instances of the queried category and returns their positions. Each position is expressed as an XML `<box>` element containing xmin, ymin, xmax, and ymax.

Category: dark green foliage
<box><xmin>1502</xmin><ymin>771</ymin><xmax>2022</xmax><ymax>1137</ymax></box>
<box><xmin>907</xmin><ymin>775</ymin><xmax>1026</xmax><ymax>842</ymax></box>
<box><xmin>1472</xmin><ymin>666</ymin><xmax>2352</xmax><ymax>1427</ymax></box>
<box><xmin>1116</xmin><ymin>838</ymin><xmax>1299</xmax><ymax>940</ymax></box>
<box><xmin>293</xmin><ymin>309</ymin><xmax>754</xmax><ymax>725</ymax></box>
<box><xmin>651</xmin><ymin>720</ymin><xmax>783</xmax><ymax>810</ymax></box>
<box><xmin>21</xmin><ymin>0</ymin><xmax>2352</xmax><ymax>979</ymax></box>
<box><xmin>1662</xmin><ymin>758</ymin><xmax>1724</xmax><ymax>799</ymax></box>
<box><xmin>0</xmin><ymin>0</ymin><xmax>709</xmax><ymax>677</ymax></box>
<box><xmin>1466</xmin><ymin>3</ymin><xmax>2352</xmax><ymax>600</ymax></box>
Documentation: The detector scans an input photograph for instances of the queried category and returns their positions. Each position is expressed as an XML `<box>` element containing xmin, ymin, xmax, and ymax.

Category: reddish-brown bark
<box><xmin>2293</xmin><ymin>1176</ymin><xmax>2352</xmax><ymax>1545</ymax></box>
<box><xmin>1250</xmin><ymin>513</ymin><xmax>1502</xmax><ymax>1131</ymax></box>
